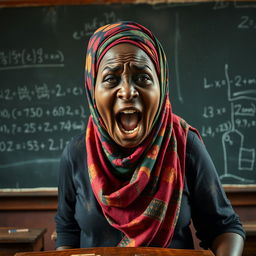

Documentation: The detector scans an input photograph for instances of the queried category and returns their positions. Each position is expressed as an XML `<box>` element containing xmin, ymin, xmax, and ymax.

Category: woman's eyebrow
<box><xmin>102</xmin><ymin>65</ymin><xmax>122</xmax><ymax>72</ymax></box>
<box><xmin>102</xmin><ymin>63</ymin><xmax>152</xmax><ymax>72</ymax></box>
<box><xmin>131</xmin><ymin>63</ymin><xmax>152</xmax><ymax>71</ymax></box>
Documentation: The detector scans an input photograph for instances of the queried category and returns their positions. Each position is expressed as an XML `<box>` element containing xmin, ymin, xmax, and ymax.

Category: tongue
<box><xmin>120</xmin><ymin>113</ymin><xmax>139</xmax><ymax>131</ymax></box>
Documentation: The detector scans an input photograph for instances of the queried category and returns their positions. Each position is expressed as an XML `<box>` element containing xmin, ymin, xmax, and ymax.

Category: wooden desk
<box><xmin>243</xmin><ymin>222</ymin><xmax>256</xmax><ymax>256</ymax></box>
<box><xmin>0</xmin><ymin>228</ymin><xmax>46</xmax><ymax>256</ymax></box>
<box><xmin>15</xmin><ymin>247</ymin><xmax>214</xmax><ymax>256</ymax></box>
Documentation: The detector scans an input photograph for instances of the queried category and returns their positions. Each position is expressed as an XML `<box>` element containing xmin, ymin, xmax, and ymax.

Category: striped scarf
<box><xmin>85</xmin><ymin>21</ymin><xmax>190</xmax><ymax>247</ymax></box>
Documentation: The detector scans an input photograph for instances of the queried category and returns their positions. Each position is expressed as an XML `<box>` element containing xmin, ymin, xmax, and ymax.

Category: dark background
<box><xmin>0</xmin><ymin>2</ymin><xmax>255</xmax><ymax>188</ymax></box>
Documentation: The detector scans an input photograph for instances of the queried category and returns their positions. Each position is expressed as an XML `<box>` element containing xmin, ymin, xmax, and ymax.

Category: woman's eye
<box><xmin>134</xmin><ymin>74</ymin><xmax>152</xmax><ymax>85</ymax></box>
<box><xmin>103</xmin><ymin>75</ymin><xmax>119</xmax><ymax>86</ymax></box>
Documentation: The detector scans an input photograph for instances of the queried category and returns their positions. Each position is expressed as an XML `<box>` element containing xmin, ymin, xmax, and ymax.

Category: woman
<box><xmin>55</xmin><ymin>21</ymin><xmax>245</xmax><ymax>255</ymax></box>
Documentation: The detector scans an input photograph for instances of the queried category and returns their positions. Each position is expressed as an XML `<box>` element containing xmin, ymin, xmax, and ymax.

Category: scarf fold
<box><xmin>85</xmin><ymin>21</ymin><xmax>190</xmax><ymax>247</ymax></box>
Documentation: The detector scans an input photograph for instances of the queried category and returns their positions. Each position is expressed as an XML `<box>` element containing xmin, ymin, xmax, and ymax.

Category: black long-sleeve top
<box><xmin>55</xmin><ymin>130</ymin><xmax>245</xmax><ymax>249</ymax></box>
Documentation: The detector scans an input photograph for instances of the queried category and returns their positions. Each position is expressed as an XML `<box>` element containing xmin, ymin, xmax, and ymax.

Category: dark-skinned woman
<box><xmin>55</xmin><ymin>21</ymin><xmax>245</xmax><ymax>256</ymax></box>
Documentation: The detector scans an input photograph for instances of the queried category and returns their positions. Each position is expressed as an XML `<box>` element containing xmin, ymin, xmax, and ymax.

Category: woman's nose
<box><xmin>117</xmin><ymin>79</ymin><xmax>139</xmax><ymax>101</ymax></box>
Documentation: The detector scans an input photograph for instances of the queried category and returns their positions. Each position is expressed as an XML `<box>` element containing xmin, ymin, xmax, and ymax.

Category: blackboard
<box><xmin>0</xmin><ymin>2</ymin><xmax>256</xmax><ymax>189</ymax></box>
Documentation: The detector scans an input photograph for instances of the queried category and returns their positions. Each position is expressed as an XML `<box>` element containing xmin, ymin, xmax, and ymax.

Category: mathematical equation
<box><xmin>201</xmin><ymin>121</ymin><xmax>231</xmax><ymax>138</ymax></box>
<box><xmin>203</xmin><ymin>75</ymin><xmax>256</xmax><ymax>89</ymax></box>
<box><xmin>0</xmin><ymin>138</ymin><xmax>70</xmax><ymax>153</ymax></box>
<box><xmin>201</xmin><ymin>64</ymin><xmax>256</xmax><ymax>138</ymax></box>
<box><xmin>0</xmin><ymin>48</ymin><xmax>64</xmax><ymax>70</ymax></box>
<box><xmin>0</xmin><ymin>117</ymin><xmax>85</xmax><ymax>153</ymax></box>
<box><xmin>0</xmin><ymin>81</ymin><xmax>87</xmax><ymax>153</ymax></box>
<box><xmin>203</xmin><ymin>103</ymin><xmax>256</xmax><ymax>119</ymax></box>
<box><xmin>0</xmin><ymin>105</ymin><xmax>87</xmax><ymax>120</ymax></box>
<box><xmin>213</xmin><ymin>1</ymin><xmax>256</xmax><ymax>10</ymax></box>
<box><xmin>0</xmin><ymin>83</ymin><xmax>83</xmax><ymax>101</ymax></box>
<box><xmin>72</xmin><ymin>12</ymin><xmax>120</xmax><ymax>40</ymax></box>
<box><xmin>201</xmin><ymin>119</ymin><xmax>256</xmax><ymax>138</ymax></box>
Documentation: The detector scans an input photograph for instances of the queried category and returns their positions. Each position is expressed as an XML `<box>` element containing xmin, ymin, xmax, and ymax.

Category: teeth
<box><xmin>121</xmin><ymin>109</ymin><xmax>137</xmax><ymax>114</ymax></box>
<box><xmin>122</xmin><ymin>126</ymin><xmax>139</xmax><ymax>134</ymax></box>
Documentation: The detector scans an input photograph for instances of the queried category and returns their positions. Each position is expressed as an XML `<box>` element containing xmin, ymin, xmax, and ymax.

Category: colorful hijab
<box><xmin>85</xmin><ymin>21</ymin><xmax>190</xmax><ymax>247</ymax></box>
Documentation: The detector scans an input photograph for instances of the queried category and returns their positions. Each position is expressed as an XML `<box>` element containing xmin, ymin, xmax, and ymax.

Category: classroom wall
<box><xmin>0</xmin><ymin>189</ymin><xmax>255</xmax><ymax>251</ymax></box>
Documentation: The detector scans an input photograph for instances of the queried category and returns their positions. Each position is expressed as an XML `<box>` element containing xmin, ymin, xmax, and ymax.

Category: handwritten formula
<box><xmin>0</xmin><ymin>48</ymin><xmax>64</xmax><ymax>70</ymax></box>
<box><xmin>201</xmin><ymin>64</ymin><xmax>256</xmax><ymax>183</ymax></box>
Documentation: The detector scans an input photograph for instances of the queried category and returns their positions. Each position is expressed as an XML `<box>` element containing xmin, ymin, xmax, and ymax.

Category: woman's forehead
<box><xmin>98</xmin><ymin>43</ymin><xmax>155</xmax><ymax>71</ymax></box>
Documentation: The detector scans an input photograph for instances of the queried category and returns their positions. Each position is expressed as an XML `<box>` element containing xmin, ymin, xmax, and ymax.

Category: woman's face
<box><xmin>95</xmin><ymin>43</ymin><xmax>160</xmax><ymax>148</ymax></box>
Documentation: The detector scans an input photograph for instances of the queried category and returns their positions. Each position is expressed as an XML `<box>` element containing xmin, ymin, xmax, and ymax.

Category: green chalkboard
<box><xmin>0</xmin><ymin>2</ymin><xmax>256</xmax><ymax>189</ymax></box>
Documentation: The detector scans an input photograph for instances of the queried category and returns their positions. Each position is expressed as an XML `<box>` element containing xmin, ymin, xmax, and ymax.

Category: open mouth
<box><xmin>116</xmin><ymin>109</ymin><xmax>142</xmax><ymax>134</ymax></box>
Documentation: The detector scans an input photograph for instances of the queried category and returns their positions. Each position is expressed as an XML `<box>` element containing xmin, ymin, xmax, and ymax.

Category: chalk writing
<box><xmin>0</xmin><ymin>48</ymin><xmax>64</xmax><ymax>70</ymax></box>
<box><xmin>213</xmin><ymin>1</ymin><xmax>256</xmax><ymax>10</ymax></box>
<box><xmin>238</xmin><ymin>16</ymin><xmax>256</xmax><ymax>29</ymax></box>
<box><xmin>204</xmin><ymin>75</ymin><xmax>256</xmax><ymax>90</ymax></box>
<box><xmin>174</xmin><ymin>13</ymin><xmax>183</xmax><ymax>104</ymax></box>
<box><xmin>203</xmin><ymin>106</ymin><xmax>227</xmax><ymax>118</ymax></box>
<box><xmin>154</xmin><ymin>1</ymin><xmax>256</xmax><ymax>10</ymax></box>
<box><xmin>0</xmin><ymin>138</ymin><xmax>70</xmax><ymax>153</ymax></box>
<box><xmin>0</xmin><ymin>120</ymin><xmax>85</xmax><ymax>135</ymax></box>
<box><xmin>0</xmin><ymin>83</ymin><xmax>83</xmax><ymax>101</ymax></box>
<box><xmin>202</xmin><ymin>64</ymin><xmax>256</xmax><ymax>183</ymax></box>
<box><xmin>0</xmin><ymin>82</ymin><xmax>87</xmax><ymax>156</ymax></box>
<box><xmin>0</xmin><ymin>105</ymin><xmax>86</xmax><ymax>120</ymax></box>
<box><xmin>152</xmin><ymin>2</ymin><xmax>198</xmax><ymax>10</ymax></box>
<box><xmin>72</xmin><ymin>12</ymin><xmax>120</xmax><ymax>40</ymax></box>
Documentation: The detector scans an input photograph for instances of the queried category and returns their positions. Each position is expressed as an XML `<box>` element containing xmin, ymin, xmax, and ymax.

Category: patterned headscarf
<box><xmin>85</xmin><ymin>21</ymin><xmax>190</xmax><ymax>247</ymax></box>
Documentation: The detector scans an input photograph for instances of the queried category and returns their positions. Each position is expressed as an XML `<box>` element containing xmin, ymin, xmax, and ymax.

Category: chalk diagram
<box><xmin>220</xmin><ymin>64</ymin><xmax>256</xmax><ymax>183</ymax></box>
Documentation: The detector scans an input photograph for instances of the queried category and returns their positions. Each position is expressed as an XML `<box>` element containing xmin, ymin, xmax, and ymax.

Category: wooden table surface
<box><xmin>243</xmin><ymin>222</ymin><xmax>256</xmax><ymax>235</ymax></box>
<box><xmin>15</xmin><ymin>247</ymin><xmax>214</xmax><ymax>256</ymax></box>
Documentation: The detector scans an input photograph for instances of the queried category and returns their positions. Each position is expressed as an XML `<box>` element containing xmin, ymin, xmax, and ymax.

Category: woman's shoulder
<box><xmin>59</xmin><ymin>132</ymin><xmax>87</xmax><ymax>179</ymax></box>
<box><xmin>185</xmin><ymin>129</ymin><xmax>216</xmax><ymax>183</ymax></box>
<box><xmin>186</xmin><ymin>129</ymin><xmax>204</xmax><ymax>154</ymax></box>
<box><xmin>66</xmin><ymin>132</ymin><xmax>86</xmax><ymax>150</ymax></box>
<box><xmin>185</xmin><ymin>128</ymin><xmax>222</xmax><ymax>192</ymax></box>
<box><xmin>62</xmin><ymin>132</ymin><xmax>86</xmax><ymax>160</ymax></box>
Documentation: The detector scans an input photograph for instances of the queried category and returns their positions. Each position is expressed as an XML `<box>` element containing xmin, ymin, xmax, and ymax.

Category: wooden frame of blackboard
<box><xmin>0</xmin><ymin>0</ymin><xmax>255</xmax><ymax>8</ymax></box>
<box><xmin>0</xmin><ymin>190</ymin><xmax>58</xmax><ymax>210</ymax></box>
